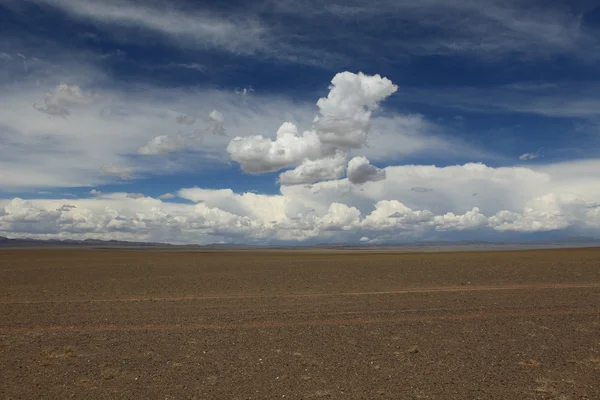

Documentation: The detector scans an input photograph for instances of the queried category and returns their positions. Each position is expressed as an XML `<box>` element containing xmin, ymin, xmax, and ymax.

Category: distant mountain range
<box><xmin>0</xmin><ymin>236</ymin><xmax>262</xmax><ymax>249</ymax></box>
<box><xmin>1</xmin><ymin>236</ymin><xmax>599</xmax><ymax>250</ymax></box>
<box><xmin>0</xmin><ymin>236</ymin><xmax>165</xmax><ymax>248</ymax></box>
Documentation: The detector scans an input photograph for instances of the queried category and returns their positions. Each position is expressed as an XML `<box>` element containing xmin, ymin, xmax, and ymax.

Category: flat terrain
<box><xmin>1</xmin><ymin>248</ymin><xmax>600</xmax><ymax>399</ymax></box>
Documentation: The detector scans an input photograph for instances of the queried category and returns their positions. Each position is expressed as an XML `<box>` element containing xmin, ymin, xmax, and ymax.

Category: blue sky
<box><xmin>1</xmin><ymin>0</ymin><xmax>600</xmax><ymax>244</ymax></box>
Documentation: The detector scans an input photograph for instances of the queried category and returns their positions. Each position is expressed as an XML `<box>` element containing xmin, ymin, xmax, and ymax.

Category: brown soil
<box><xmin>1</xmin><ymin>248</ymin><xmax>600</xmax><ymax>399</ymax></box>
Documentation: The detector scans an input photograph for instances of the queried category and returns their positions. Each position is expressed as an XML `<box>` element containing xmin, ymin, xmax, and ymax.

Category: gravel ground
<box><xmin>1</xmin><ymin>248</ymin><xmax>600</xmax><ymax>399</ymax></box>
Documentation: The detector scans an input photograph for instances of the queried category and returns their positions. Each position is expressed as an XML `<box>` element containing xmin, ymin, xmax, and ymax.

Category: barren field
<box><xmin>1</xmin><ymin>248</ymin><xmax>600</xmax><ymax>399</ymax></box>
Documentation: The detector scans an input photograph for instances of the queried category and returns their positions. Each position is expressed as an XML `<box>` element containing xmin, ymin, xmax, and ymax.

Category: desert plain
<box><xmin>1</xmin><ymin>247</ymin><xmax>600</xmax><ymax>399</ymax></box>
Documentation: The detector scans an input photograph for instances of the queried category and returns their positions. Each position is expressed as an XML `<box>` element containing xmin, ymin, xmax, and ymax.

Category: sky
<box><xmin>1</xmin><ymin>0</ymin><xmax>600</xmax><ymax>245</ymax></box>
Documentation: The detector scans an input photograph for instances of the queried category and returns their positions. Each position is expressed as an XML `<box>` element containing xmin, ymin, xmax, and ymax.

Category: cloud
<box><xmin>206</xmin><ymin>110</ymin><xmax>225</xmax><ymax>136</ymax></box>
<box><xmin>10</xmin><ymin>0</ymin><xmax>599</xmax><ymax>74</ymax></box>
<box><xmin>274</xmin><ymin>159</ymin><xmax>600</xmax><ymax>225</ymax></box>
<box><xmin>487</xmin><ymin>194</ymin><xmax>583</xmax><ymax>232</ymax></box>
<box><xmin>1</xmin><ymin>198</ymin><xmax>65</xmax><ymax>234</ymax></box>
<box><xmin>346</xmin><ymin>156</ymin><xmax>386</xmax><ymax>184</ymax></box>
<box><xmin>100</xmin><ymin>165</ymin><xmax>133</xmax><ymax>180</ymax></box>
<box><xmin>0</xmin><ymin>63</ymin><xmax>311</xmax><ymax>189</ymax></box>
<box><xmin>267</xmin><ymin>0</ymin><xmax>596</xmax><ymax>62</ymax></box>
<box><xmin>359</xmin><ymin>114</ymin><xmax>460</xmax><ymax>161</ymax></box>
<box><xmin>362</xmin><ymin>200</ymin><xmax>433</xmax><ymax>232</ymax></box>
<box><xmin>28</xmin><ymin>0</ymin><xmax>267</xmax><ymax>55</ymax></box>
<box><xmin>433</xmin><ymin>207</ymin><xmax>487</xmax><ymax>231</ymax></box>
<box><xmin>317</xmin><ymin>203</ymin><xmax>361</xmax><ymax>231</ymax></box>
<box><xmin>176</xmin><ymin>114</ymin><xmax>196</xmax><ymax>125</ymax></box>
<box><xmin>33</xmin><ymin>84</ymin><xmax>95</xmax><ymax>118</ymax></box>
<box><xmin>160</xmin><ymin>63</ymin><xmax>205</xmax><ymax>73</ymax></box>
<box><xmin>397</xmin><ymin>82</ymin><xmax>600</xmax><ymax>119</ymax></box>
<box><xmin>278</xmin><ymin>152</ymin><xmax>347</xmax><ymax>185</ymax></box>
<box><xmin>177</xmin><ymin>188</ymin><xmax>291</xmax><ymax>224</ymax></box>
<box><xmin>227</xmin><ymin>71</ymin><xmax>397</xmax><ymax>182</ymax></box>
<box><xmin>32</xmin><ymin>102</ymin><xmax>68</xmax><ymax>118</ymax></box>
<box><xmin>158</xmin><ymin>193</ymin><xmax>175</xmax><ymax>200</ymax></box>
<box><xmin>519</xmin><ymin>152</ymin><xmax>538</xmax><ymax>161</ymax></box>
<box><xmin>235</xmin><ymin>87</ymin><xmax>254</xmax><ymax>96</ymax></box>
<box><xmin>140</xmin><ymin>112</ymin><xmax>228</xmax><ymax>156</ymax></box>
<box><xmin>519</xmin><ymin>149</ymin><xmax>542</xmax><ymax>161</ymax></box>
<box><xmin>410</xmin><ymin>187</ymin><xmax>434</xmax><ymax>193</ymax></box>
<box><xmin>138</xmin><ymin>135</ymin><xmax>183</xmax><ymax>155</ymax></box>
<box><xmin>44</xmin><ymin>83</ymin><xmax>95</xmax><ymax>106</ymax></box>
<box><xmin>314</xmin><ymin>72</ymin><xmax>398</xmax><ymax>149</ymax></box>
<box><xmin>2</xmin><ymin>159</ymin><xmax>600</xmax><ymax>243</ymax></box>
<box><xmin>0</xmin><ymin>56</ymin><xmax>470</xmax><ymax>191</ymax></box>
<box><xmin>227</xmin><ymin>122</ymin><xmax>323</xmax><ymax>173</ymax></box>
<box><xmin>57</xmin><ymin>204</ymin><xmax>76</xmax><ymax>212</ymax></box>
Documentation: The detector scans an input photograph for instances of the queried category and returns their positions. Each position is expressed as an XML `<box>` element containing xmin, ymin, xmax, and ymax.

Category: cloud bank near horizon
<box><xmin>2</xmin><ymin>158</ymin><xmax>600</xmax><ymax>244</ymax></box>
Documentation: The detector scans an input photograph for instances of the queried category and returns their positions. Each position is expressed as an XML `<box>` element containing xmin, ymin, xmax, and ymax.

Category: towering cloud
<box><xmin>227</xmin><ymin>72</ymin><xmax>397</xmax><ymax>184</ymax></box>
<box><xmin>314</xmin><ymin>72</ymin><xmax>397</xmax><ymax>150</ymax></box>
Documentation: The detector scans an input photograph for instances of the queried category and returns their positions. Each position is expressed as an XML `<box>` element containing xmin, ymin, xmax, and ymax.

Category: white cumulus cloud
<box><xmin>227</xmin><ymin>71</ymin><xmax>397</xmax><ymax>184</ymax></box>
<box><xmin>227</xmin><ymin>122</ymin><xmax>322</xmax><ymax>173</ymax></box>
<box><xmin>2</xmin><ymin>159</ymin><xmax>600</xmax><ymax>244</ymax></box>
<box><xmin>314</xmin><ymin>72</ymin><xmax>397</xmax><ymax>149</ymax></box>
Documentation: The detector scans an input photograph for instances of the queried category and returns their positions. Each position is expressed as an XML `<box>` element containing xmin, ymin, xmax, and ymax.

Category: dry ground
<box><xmin>1</xmin><ymin>248</ymin><xmax>600</xmax><ymax>399</ymax></box>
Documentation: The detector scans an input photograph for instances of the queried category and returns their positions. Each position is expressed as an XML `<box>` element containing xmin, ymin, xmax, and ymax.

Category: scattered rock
<box><xmin>205</xmin><ymin>375</ymin><xmax>218</xmax><ymax>386</ymax></box>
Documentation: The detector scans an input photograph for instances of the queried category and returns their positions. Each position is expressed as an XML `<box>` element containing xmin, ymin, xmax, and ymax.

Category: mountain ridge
<box><xmin>1</xmin><ymin>235</ymin><xmax>599</xmax><ymax>250</ymax></box>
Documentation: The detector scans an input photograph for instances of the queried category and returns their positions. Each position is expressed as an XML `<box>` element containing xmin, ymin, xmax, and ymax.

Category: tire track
<box><xmin>2</xmin><ymin>307</ymin><xmax>599</xmax><ymax>333</ymax></box>
<box><xmin>2</xmin><ymin>282</ymin><xmax>599</xmax><ymax>305</ymax></box>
